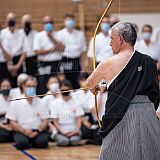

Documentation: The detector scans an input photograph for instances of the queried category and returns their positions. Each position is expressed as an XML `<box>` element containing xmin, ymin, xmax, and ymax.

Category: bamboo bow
<box><xmin>92</xmin><ymin>0</ymin><xmax>113</xmax><ymax>128</ymax></box>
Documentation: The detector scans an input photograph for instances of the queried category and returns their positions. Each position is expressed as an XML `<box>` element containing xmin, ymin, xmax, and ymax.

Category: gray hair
<box><xmin>23</xmin><ymin>76</ymin><xmax>37</xmax><ymax>85</ymax></box>
<box><xmin>112</xmin><ymin>22</ymin><xmax>137</xmax><ymax>46</ymax></box>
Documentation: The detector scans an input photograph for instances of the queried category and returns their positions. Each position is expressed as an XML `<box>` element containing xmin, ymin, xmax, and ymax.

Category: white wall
<box><xmin>112</xmin><ymin>13</ymin><xmax>160</xmax><ymax>41</ymax></box>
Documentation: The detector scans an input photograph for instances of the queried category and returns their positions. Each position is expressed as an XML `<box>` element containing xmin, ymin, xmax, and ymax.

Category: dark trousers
<box><xmin>37</xmin><ymin>60</ymin><xmax>61</xmax><ymax>94</ymax></box>
<box><xmin>61</xmin><ymin>57</ymin><xmax>81</xmax><ymax>89</ymax></box>
<box><xmin>0</xmin><ymin>62</ymin><xmax>10</xmax><ymax>81</ymax></box>
<box><xmin>0</xmin><ymin>129</ymin><xmax>13</xmax><ymax>142</ymax></box>
<box><xmin>25</xmin><ymin>56</ymin><xmax>37</xmax><ymax>76</ymax></box>
<box><xmin>81</xmin><ymin>126</ymin><xmax>102</xmax><ymax>145</ymax></box>
<box><xmin>11</xmin><ymin>55</ymin><xmax>23</xmax><ymax>88</ymax></box>
<box><xmin>14</xmin><ymin>132</ymin><xmax>48</xmax><ymax>149</ymax></box>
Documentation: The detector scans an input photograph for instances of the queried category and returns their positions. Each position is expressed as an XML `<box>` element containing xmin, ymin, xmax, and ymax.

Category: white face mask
<box><xmin>142</xmin><ymin>32</ymin><xmax>152</xmax><ymax>41</ymax></box>
<box><xmin>49</xmin><ymin>83</ymin><xmax>60</xmax><ymax>93</ymax></box>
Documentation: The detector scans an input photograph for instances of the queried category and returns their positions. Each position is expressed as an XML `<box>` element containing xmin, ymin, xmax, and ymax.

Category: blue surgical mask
<box><xmin>44</xmin><ymin>23</ymin><xmax>53</xmax><ymax>32</ymax></box>
<box><xmin>142</xmin><ymin>32</ymin><xmax>152</xmax><ymax>41</ymax></box>
<box><xmin>100</xmin><ymin>23</ymin><xmax>110</xmax><ymax>33</ymax></box>
<box><xmin>25</xmin><ymin>87</ymin><xmax>36</xmax><ymax>97</ymax></box>
<box><xmin>65</xmin><ymin>19</ymin><xmax>74</xmax><ymax>29</ymax></box>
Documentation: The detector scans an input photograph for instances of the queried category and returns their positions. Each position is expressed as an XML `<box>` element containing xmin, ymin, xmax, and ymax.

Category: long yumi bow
<box><xmin>92</xmin><ymin>0</ymin><xmax>113</xmax><ymax>128</ymax></box>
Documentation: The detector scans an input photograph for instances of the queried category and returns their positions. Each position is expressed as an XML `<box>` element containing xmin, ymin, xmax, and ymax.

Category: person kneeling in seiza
<box><xmin>49</xmin><ymin>80</ymin><xmax>84</xmax><ymax>146</ymax></box>
<box><xmin>6</xmin><ymin>77</ymin><xmax>49</xmax><ymax>149</ymax></box>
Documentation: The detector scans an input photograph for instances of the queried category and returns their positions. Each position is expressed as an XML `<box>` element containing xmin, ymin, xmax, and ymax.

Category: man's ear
<box><xmin>119</xmin><ymin>35</ymin><xmax>123</xmax><ymax>41</ymax></box>
<box><xmin>119</xmin><ymin>35</ymin><xmax>124</xmax><ymax>45</ymax></box>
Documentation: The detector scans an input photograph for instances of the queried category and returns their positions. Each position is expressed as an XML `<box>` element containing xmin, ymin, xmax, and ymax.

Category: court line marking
<box><xmin>12</xmin><ymin>144</ymin><xmax>37</xmax><ymax>160</ymax></box>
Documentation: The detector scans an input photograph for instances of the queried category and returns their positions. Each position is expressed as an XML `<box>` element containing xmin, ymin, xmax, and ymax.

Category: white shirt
<box><xmin>6</xmin><ymin>96</ymin><xmax>49</xmax><ymax>130</ymax></box>
<box><xmin>0</xmin><ymin>28</ymin><xmax>24</xmax><ymax>57</ymax></box>
<box><xmin>87</xmin><ymin>32</ymin><xmax>113</xmax><ymax>62</ymax></box>
<box><xmin>71</xmin><ymin>90</ymin><xmax>94</xmax><ymax>113</ymax></box>
<box><xmin>157</xmin><ymin>106</ymin><xmax>160</xmax><ymax>112</ymax></box>
<box><xmin>135</xmin><ymin>39</ymin><xmax>160</xmax><ymax>60</ymax></box>
<box><xmin>0</xmin><ymin>94</ymin><xmax>10</xmax><ymax>115</ymax></box>
<box><xmin>20</xmin><ymin>29</ymin><xmax>37</xmax><ymax>57</ymax></box>
<box><xmin>33</xmin><ymin>30</ymin><xmax>62</xmax><ymax>61</ymax></box>
<box><xmin>49</xmin><ymin>97</ymin><xmax>84</xmax><ymax>133</ymax></box>
<box><xmin>58</xmin><ymin>28</ymin><xmax>86</xmax><ymax>58</ymax></box>
<box><xmin>0</xmin><ymin>47</ymin><xmax>5</xmax><ymax>62</ymax></box>
<box><xmin>0</xmin><ymin>94</ymin><xmax>11</xmax><ymax>123</ymax></box>
<box><xmin>93</xmin><ymin>92</ymin><xmax>107</xmax><ymax>121</ymax></box>
<box><xmin>0</xmin><ymin>31</ymin><xmax>5</xmax><ymax>62</ymax></box>
<box><xmin>9</xmin><ymin>87</ymin><xmax>22</xmax><ymax>99</ymax></box>
<box><xmin>42</xmin><ymin>91</ymin><xmax>60</xmax><ymax>110</ymax></box>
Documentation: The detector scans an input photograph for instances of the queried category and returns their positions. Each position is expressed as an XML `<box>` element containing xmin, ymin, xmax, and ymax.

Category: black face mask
<box><xmin>8</xmin><ymin>20</ymin><xmax>16</xmax><ymax>27</ymax></box>
<box><xmin>24</xmin><ymin>22</ymin><xmax>32</xmax><ymax>36</ymax></box>
<box><xmin>62</xmin><ymin>91</ymin><xmax>70</xmax><ymax>97</ymax></box>
<box><xmin>1</xmin><ymin>89</ymin><xmax>10</xmax><ymax>96</ymax></box>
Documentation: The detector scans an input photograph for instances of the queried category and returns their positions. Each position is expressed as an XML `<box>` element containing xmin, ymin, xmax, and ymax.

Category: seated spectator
<box><xmin>42</xmin><ymin>76</ymin><xmax>60</xmax><ymax>109</ymax></box>
<box><xmin>10</xmin><ymin>73</ymin><xmax>29</xmax><ymax>99</ymax></box>
<box><xmin>76</xmin><ymin>73</ymin><xmax>102</xmax><ymax>145</ymax></box>
<box><xmin>75</xmin><ymin>72</ymin><xmax>94</xmax><ymax>120</ymax></box>
<box><xmin>0</xmin><ymin>79</ymin><xmax>13</xmax><ymax>142</ymax></box>
<box><xmin>6</xmin><ymin>77</ymin><xmax>49</xmax><ymax>149</ymax></box>
<box><xmin>91</xmin><ymin>80</ymin><xmax>107</xmax><ymax>123</ymax></box>
<box><xmin>42</xmin><ymin>76</ymin><xmax>61</xmax><ymax>140</ymax></box>
<box><xmin>57</xmin><ymin>73</ymin><xmax>66</xmax><ymax>82</ymax></box>
<box><xmin>49</xmin><ymin>80</ymin><xmax>84</xmax><ymax>146</ymax></box>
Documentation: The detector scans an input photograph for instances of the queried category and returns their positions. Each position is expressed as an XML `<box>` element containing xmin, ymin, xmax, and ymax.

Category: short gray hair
<box><xmin>23</xmin><ymin>76</ymin><xmax>37</xmax><ymax>85</ymax></box>
<box><xmin>112</xmin><ymin>22</ymin><xmax>137</xmax><ymax>46</ymax></box>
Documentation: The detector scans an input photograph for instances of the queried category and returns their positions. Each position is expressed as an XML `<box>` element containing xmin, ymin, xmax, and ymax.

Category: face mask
<box><xmin>25</xmin><ymin>87</ymin><xmax>36</xmax><ymax>97</ymax></box>
<box><xmin>62</xmin><ymin>91</ymin><xmax>70</xmax><ymax>97</ymax></box>
<box><xmin>142</xmin><ymin>32</ymin><xmax>152</xmax><ymax>41</ymax></box>
<box><xmin>100</xmin><ymin>23</ymin><xmax>110</xmax><ymax>33</ymax></box>
<box><xmin>44</xmin><ymin>23</ymin><xmax>53</xmax><ymax>32</ymax></box>
<box><xmin>65</xmin><ymin>19</ymin><xmax>74</xmax><ymax>29</ymax></box>
<box><xmin>8</xmin><ymin>20</ymin><xmax>16</xmax><ymax>27</ymax></box>
<box><xmin>49</xmin><ymin>83</ymin><xmax>60</xmax><ymax>93</ymax></box>
<box><xmin>24</xmin><ymin>22</ymin><xmax>31</xmax><ymax>36</ymax></box>
<box><xmin>1</xmin><ymin>89</ymin><xmax>10</xmax><ymax>96</ymax></box>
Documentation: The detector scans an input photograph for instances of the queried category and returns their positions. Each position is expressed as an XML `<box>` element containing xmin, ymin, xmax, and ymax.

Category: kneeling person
<box><xmin>6</xmin><ymin>77</ymin><xmax>49</xmax><ymax>149</ymax></box>
<box><xmin>0</xmin><ymin>79</ymin><xmax>13</xmax><ymax>142</ymax></box>
<box><xmin>49</xmin><ymin>80</ymin><xmax>84</xmax><ymax>146</ymax></box>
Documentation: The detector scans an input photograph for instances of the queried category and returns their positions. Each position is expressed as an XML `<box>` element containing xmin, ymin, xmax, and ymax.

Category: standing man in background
<box><xmin>0</xmin><ymin>12</ymin><xmax>25</xmax><ymax>87</ymax></box>
<box><xmin>59</xmin><ymin>13</ymin><xmax>86</xmax><ymax>89</ymax></box>
<box><xmin>0</xmin><ymin>36</ymin><xmax>10</xmax><ymax>81</ymax></box>
<box><xmin>87</xmin><ymin>17</ymin><xmax>113</xmax><ymax>66</ymax></box>
<box><xmin>21</xmin><ymin>14</ymin><xmax>38</xmax><ymax>76</ymax></box>
<box><xmin>135</xmin><ymin>24</ymin><xmax>160</xmax><ymax>62</ymax></box>
<box><xmin>34</xmin><ymin>16</ymin><xmax>64</xmax><ymax>94</ymax></box>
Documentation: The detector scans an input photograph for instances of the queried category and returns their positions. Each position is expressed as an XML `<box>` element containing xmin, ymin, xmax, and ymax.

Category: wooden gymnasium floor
<box><xmin>0</xmin><ymin>142</ymin><xmax>100</xmax><ymax>160</ymax></box>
